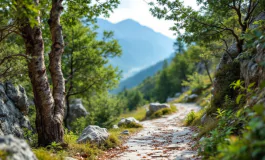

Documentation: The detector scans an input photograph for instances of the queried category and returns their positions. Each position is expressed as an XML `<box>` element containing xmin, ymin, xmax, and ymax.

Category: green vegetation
<box><xmin>150</xmin><ymin>105</ymin><xmax>177</xmax><ymax>119</ymax></box>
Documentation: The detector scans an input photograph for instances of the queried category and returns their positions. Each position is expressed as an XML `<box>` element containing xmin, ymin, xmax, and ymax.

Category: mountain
<box><xmin>111</xmin><ymin>55</ymin><xmax>174</xmax><ymax>94</ymax></box>
<box><xmin>96</xmin><ymin>19</ymin><xmax>174</xmax><ymax>79</ymax></box>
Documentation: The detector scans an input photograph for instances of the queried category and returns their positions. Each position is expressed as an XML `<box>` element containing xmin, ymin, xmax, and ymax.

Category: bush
<box><xmin>118</xmin><ymin>122</ymin><xmax>143</xmax><ymax>128</ymax></box>
<box><xmin>102</xmin><ymin>134</ymin><xmax>121</xmax><ymax>149</ymax></box>
<box><xmin>217</xmin><ymin>105</ymin><xmax>265</xmax><ymax>160</ymax></box>
<box><xmin>150</xmin><ymin>108</ymin><xmax>173</xmax><ymax>119</ymax></box>
<box><xmin>182</xmin><ymin>72</ymin><xmax>211</xmax><ymax>92</ymax></box>
<box><xmin>198</xmin><ymin>109</ymin><xmax>246</xmax><ymax>158</ymax></box>
<box><xmin>185</xmin><ymin>110</ymin><xmax>197</xmax><ymax>125</ymax></box>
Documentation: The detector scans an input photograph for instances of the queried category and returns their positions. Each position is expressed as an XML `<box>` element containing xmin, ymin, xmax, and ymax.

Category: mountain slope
<box><xmin>96</xmin><ymin>19</ymin><xmax>174</xmax><ymax>79</ymax></box>
<box><xmin>112</xmin><ymin>56</ymin><xmax>173</xmax><ymax>93</ymax></box>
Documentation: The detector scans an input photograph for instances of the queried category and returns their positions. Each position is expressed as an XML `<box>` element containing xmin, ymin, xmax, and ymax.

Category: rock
<box><xmin>148</xmin><ymin>103</ymin><xmax>170</xmax><ymax>115</ymax></box>
<box><xmin>166</xmin><ymin>97</ymin><xmax>175</xmax><ymax>103</ymax></box>
<box><xmin>118</xmin><ymin>117</ymin><xmax>140</xmax><ymax>127</ymax></box>
<box><xmin>5</xmin><ymin>82</ymin><xmax>29</xmax><ymax>115</ymax></box>
<box><xmin>113</xmin><ymin>125</ymin><xmax>119</xmax><ymax>129</ymax></box>
<box><xmin>66</xmin><ymin>99</ymin><xmax>88</xmax><ymax>127</ymax></box>
<box><xmin>199</xmin><ymin>137</ymin><xmax>205</xmax><ymax>142</ymax></box>
<box><xmin>77</xmin><ymin>125</ymin><xmax>109</xmax><ymax>144</ymax></box>
<box><xmin>200</xmin><ymin>114</ymin><xmax>207</xmax><ymax>124</ymax></box>
<box><xmin>175</xmin><ymin>93</ymin><xmax>181</xmax><ymax>98</ymax></box>
<box><xmin>0</xmin><ymin>82</ymin><xmax>32</xmax><ymax>138</ymax></box>
<box><xmin>185</xmin><ymin>94</ymin><xmax>198</xmax><ymax>102</ymax></box>
<box><xmin>0</xmin><ymin>135</ymin><xmax>37</xmax><ymax>160</ymax></box>
<box><xmin>121</xmin><ymin>130</ymin><xmax>129</xmax><ymax>135</ymax></box>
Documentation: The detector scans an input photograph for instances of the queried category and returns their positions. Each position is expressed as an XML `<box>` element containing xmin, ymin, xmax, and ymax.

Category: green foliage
<box><xmin>118</xmin><ymin>89</ymin><xmax>146</xmax><ymax>111</ymax></box>
<box><xmin>211</xmin><ymin>62</ymin><xmax>240</xmax><ymax>112</ymax></box>
<box><xmin>0</xmin><ymin>150</ymin><xmax>9</xmax><ymax>160</ymax></box>
<box><xmin>217</xmin><ymin>105</ymin><xmax>265</xmax><ymax>160</ymax></box>
<box><xmin>102</xmin><ymin>134</ymin><xmax>121</xmax><ymax>149</ymax></box>
<box><xmin>71</xmin><ymin>93</ymin><xmax>125</xmax><ymax>133</ymax></box>
<box><xmin>118</xmin><ymin>106</ymin><xmax>147</xmax><ymax>122</ymax></box>
<box><xmin>150</xmin><ymin>108</ymin><xmax>174</xmax><ymax>119</ymax></box>
<box><xmin>244</xmin><ymin>20</ymin><xmax>265</xmax><ymax>50</ymax></box>
<box><xmin>199</xmin><ymin>109</ymin><xmax>247</xmax><ymax>158</ymax></box>
<box><xmin>33</xmin><ymin>148</ymin><xmax>62</xmax><ymax>160</ymax></box>
<box><xmin>185</xmin><ymin>111</ymin><xmax>197</xmax><ymax>126</ymax></box>
<box><xmin>118</xmin><ymin>122</ymin><xmax>143</xmax><ymax>129</ymax></box>
<box><xmin>182</xmin><ymin>72</ymin><xmax>211</xmax><ymax>91</ymax></box>
<box><xmin>46</xmin><ymin>142</ymin><xmax>63</xmax><ymax>151</ymax></box>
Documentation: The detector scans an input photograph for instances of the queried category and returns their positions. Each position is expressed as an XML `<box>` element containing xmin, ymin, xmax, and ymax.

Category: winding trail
<box><xmin>103</xmin><ymin>103</ymin><xmax>201</xmax><ymax>160</ymax></box>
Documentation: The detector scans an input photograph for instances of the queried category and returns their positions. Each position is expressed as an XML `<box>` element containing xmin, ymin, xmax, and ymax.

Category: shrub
<box><xmin>150</xmin><ymin>108</ymin><xmax>173</xmax><ymax>119</ymax></box>
<box><xmin>182</xmin><ymin>72</ymin><xmax>211</xmax><ymax>92</ymax></box>
<box><xmin>102</xmin><ymin>134</ymin><xmax>121</xmax><ymax>149</ymax></box>
<box><xmin>198</xmin><ymin>109</ymin><xmax>247</xmax><ymax>158</ymax></box>
<box><xmin>185</xmin><ymin>110</ymin><xmax>196</xmax><ymax>125</ymax></box>
<box><xmin>217</xmin><ymin>105</ymin><xmax>265</xmax><ymax>160</ymax></box>
<box><xmin>118</xmin><ymin>122</ymin><xmax>143</xmax><ymax>128</ymax></box>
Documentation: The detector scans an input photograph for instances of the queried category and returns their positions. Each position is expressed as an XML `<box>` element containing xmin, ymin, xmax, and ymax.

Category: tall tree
<box><xmin>0</xmin><ymin>0</ymin><xmax>120</xmax><ymax>146</ymax></box>
<box><xmin>62</xmin><ymin>22</ymin><xmax>121</xmax><ymax>128</ymax></box>
<box><xmin>150</xmin><ymin>0</ymin><xmax>264</xmax><ymax>55</ymax></box>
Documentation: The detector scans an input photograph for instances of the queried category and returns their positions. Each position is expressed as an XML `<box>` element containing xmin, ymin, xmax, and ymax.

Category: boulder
<box><xmin>5</xmin><ymin>82</ymin><xmax>29</xmax><ymax>115</ymax></box>
<box><xmin>148</xmin><ymin>103</ymin><xmax>170</xmax><ymax>115</ymax></box>
<box><xmin>185</xmin><ymin>94</ymin><xmax>199</xmax><ymax>102</ymax></box>
<box><xmin>0</xmin><ymin>82</ymin><xmax>31</xmax><ymax>138</ymax></box>
<box><xmin>66</xmin><ymin>99</ymin><xmax>88</xmax><ymax>126</ymax></box>
<box><xmin>0</xmin><ymin>135</ymin><xmax>37</xmax><ymax>160</ymax></box>
<box><xmin>118</xmin><ymin>117</ymin><xmax>140</xmax><ymax>127</ymax></box>
<box><xmin>77</xmin><ymin>125</ymin><xmax>109</xmax><ymax>144</ymax></box>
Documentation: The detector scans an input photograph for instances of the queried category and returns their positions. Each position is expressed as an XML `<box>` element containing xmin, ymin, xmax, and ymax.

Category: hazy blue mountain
<box><xmin>96</xmin><ymin>19</ymin><xmax>174</xmax><ymax>79</ymax></box>
<box><xmin>111</xmin><ymin>55</ymin><xmax>174</xmax><ymax>94</ymax></box>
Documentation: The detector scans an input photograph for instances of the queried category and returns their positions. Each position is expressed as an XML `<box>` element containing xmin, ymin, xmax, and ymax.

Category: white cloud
<box><xmin>100</xmin><ymin>0</ymin><xmax>198</xmax><ymax>39</ymax></box>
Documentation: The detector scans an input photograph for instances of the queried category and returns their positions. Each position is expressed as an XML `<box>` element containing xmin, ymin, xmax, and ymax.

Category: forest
<box><xmin>0</xmin><ymin>0</ymin><xmax>265</xmax><ymax>160</ymax></box>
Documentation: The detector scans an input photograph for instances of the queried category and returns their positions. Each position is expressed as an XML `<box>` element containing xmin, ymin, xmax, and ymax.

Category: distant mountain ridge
<box><xmin>111</xmin><ymin>55</ymin><xmax>174</xmax><ymax>94</ymax></box>
<box><xmin>96</xmin><ymin>18</ymin><xmax>174</xmax><ymax>79</ymax></box>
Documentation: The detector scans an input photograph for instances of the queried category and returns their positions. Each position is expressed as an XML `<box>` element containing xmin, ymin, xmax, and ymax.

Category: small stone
<box><xmin>121</xmin><ymin>130</ymin><xmax>130</xmax><ymax>135</ymax></box>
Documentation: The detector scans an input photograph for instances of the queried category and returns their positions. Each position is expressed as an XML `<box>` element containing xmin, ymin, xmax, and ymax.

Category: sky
<box><xmin>101</xmin><ymin>0</ymin><xmax>199</xmax><ymax>39</ymax></box>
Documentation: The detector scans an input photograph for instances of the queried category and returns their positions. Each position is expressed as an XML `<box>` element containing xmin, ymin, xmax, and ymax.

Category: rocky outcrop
<box><xmin>147</xmin><ymin>103</ymin><xmax>170</xmax><ymax>116</ymax></box>
<box><xmin>212</xmin><ymin>11</ymin><xmax>265</xmax><ymax>111</ymax></box>
<box><xmin>118</xmin><ymin>117</ymin><xmax>140</xmax><ymax>127</ymax></box>
<box><xmin>0</xmin><ymin>135</ymin><xmax>37</xmax><ymax>160</ymax></box>
<box><xmin>66</xmin><ymin>99</ymin><xmax>88</xmax><ymax>127</ymax></box>
<box><xmin>0</xmin><ymin>82</ymin><xmax>31</xmax><ymax>138</ymax></box>
<box><xmin>77</xmin><ymin>125</ymin><xmax>109</xmax><ymax>144</ymax></box>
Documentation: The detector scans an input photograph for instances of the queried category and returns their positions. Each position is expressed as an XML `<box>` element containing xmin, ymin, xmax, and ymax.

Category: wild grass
<box><xmin>118</xmin><ymin>106</ymin><xmax>147</xmax><ymax>121</ymax></box>
<box><xmin>149</xmin><ymin>105</ymin><xmax>177</xmax><ymax>119</ymax></box>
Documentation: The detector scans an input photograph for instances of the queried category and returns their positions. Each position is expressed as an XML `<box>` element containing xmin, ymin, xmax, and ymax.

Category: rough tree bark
<box><xmin>19</xmin><ymin>0</ymin><xmax>65</xmax><ymax>146</ymax></box>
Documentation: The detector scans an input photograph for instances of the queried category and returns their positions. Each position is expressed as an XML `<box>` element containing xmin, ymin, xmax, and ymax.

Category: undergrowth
<box><xmin>149</xmin><ymin>105</ymin><xmax>177</xmax><ymax>119</ymax></box>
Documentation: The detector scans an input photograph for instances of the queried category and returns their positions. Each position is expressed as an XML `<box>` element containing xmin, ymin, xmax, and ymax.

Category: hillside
<box><xmin>96</xmin><ymin>19</ymin><xmax>174</xmax><ymax>79</ymax></box>
<box><xmin>112</xmin><ymin>55</ymin><xmax>173</xmax><ymax>93</ymax></box>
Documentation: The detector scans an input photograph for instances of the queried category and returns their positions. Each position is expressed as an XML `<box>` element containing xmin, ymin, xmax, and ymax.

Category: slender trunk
<box><xmin>204</xmin><ymin>61</ymin><xmax>213</xmax><ymax>84</ymax></box>
<box><xmin>48</xmin><ymin>0</ymin><xmax>65</xmax><ymax>137</ymax></box>
<box><xmin>64</xmin><ymin>29</ymin><xmax>74</xmax><ymax>129</ymax></box>
<box><xmin>64</xmin><ymin>95</ymin><xmax>70</xmax><ymax>129</ymax></box>
<box><xmin>19</xmin><ymin>0</ymin><xmax>65</xmax><ymax>146</ymax></box>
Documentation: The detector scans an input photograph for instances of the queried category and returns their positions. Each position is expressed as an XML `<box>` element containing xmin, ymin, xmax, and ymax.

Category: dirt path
<box><xmin>104</xmin><ymin>103</ymin><xmax>201</xmax><ymax>160</ymax></box>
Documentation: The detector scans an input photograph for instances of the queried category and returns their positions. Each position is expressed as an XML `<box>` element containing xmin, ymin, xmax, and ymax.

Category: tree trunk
<box><xmin>204</xmin><ymin>61</ymin><xmax>213</xmax><ymax>84</ymax></box>
<box><xmin>19</xmin><ymin>0</ymin><xmax>65</xmax><ymax>146</ymax></box>
<box><xmin>48</xmin><ymin>0</ymin><xmax>65</xmax><ymax>136</ymax></box>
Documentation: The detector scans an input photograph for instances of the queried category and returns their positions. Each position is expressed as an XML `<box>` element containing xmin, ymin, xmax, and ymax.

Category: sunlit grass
<box><xmin>118</xmin><ymin>106</ymin><xmax>147</xmax><ymax>121</ymax></box>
